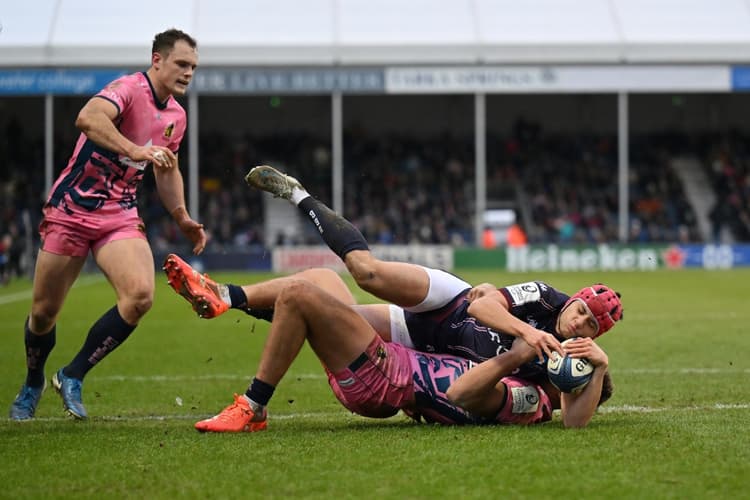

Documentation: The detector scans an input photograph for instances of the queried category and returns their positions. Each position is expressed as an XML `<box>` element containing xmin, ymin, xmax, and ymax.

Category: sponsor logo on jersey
<box><xmin>119</xmin><ymin>156</ymin><xmax>148</xmax><ymax>170</ymax></box>
<box><xmin>510</xmin><ymin>385</ymin><xmax>540</xmax><ymax>414</ymax></box>
<box><xmin>337</xmin><ymin>377</ymin><xmax>355</xmax><ymax>387</ymax></box>
<box><xmin>119</xmin><ymin>139</ymin><xmax>152</xmax><ymax>170</ymax></box>
<box><xmin>506</xmin><ymin>282</ymin><xmax>541</xmax><ymax>305</ymax></box>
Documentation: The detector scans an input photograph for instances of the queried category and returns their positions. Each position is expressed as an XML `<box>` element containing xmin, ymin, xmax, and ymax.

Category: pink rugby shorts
<box><xmin>40</xmin><ymin>210</ymin><xmax>147</xmax><ymax>257</ymax></box>
<box><xmin>327</xmin><ymin>336</ymin><xmax>415</xmax><ymax>418</ymax></box>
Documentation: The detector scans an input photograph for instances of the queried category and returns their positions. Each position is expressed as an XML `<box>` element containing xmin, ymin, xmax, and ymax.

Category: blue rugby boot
<box><xmin>9</xmin><ymin>382</ymin><xmax>46</xmax><ymax>420</ymax></box>
<box><xmin>52</xmin><ymin>368</ymin><xmax>88</xmax><ymax>420</ymax></box>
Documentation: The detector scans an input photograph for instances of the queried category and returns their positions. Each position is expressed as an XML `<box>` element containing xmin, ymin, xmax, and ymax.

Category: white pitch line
<box><xmin>14</xmin><ymin>403</ymin><xmax>750</xmax><ymax>423</ymax></box>
<box><xmin>24</xmin><ymin>411</ymin><xmax>347</xmax><ymax>423</ymax></box>
<box><xmin>625</xmin><ymin>311</ymin><xmax>743</xmax><ymax>321</ymax></box>
<box><xmin>96</xmin><ymin>373</ymin><xmax>327</xmax><ymax>382</ymax></box>
<box><xmin>614</xmin><ymin>368</ymin><xmax>750</xmax><ymax>375</ymax></box>
<box><xmin>598</xmin><ymin>403</ymin><xmax>750</xmax><ymax>413</ymax></box>
<box><xmin>93</xmin><ymin>368</ymin><xmax>750</xmax><ymax>383</ymax></box>
<box><xmin>0</xmin><ymin>275</ymin><xmax>106</xmax><ymax>306</ymax></box>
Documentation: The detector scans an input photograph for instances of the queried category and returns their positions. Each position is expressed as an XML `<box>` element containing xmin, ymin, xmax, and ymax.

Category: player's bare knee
<box><xmin>274</xmin><ymin>279</ymin><xmax>313</xmax><ymax>309</ymax></box>
<box><xmin>124</xmin><ymin>290</ymin><xmax>154</xmax><ymax>319</ymax></box>
<box><xmin>29</xmin><ymin>308</ymin><xmax>57</xmax><ymax>334</ymax></box>
<box><xmin>275</xmin><ymin>280</ymin><xmax>319</xmax><ymax>313</ymax></box>
<box><xmin>298</xmin><ymin>268</ymin><xmax>338</xmax><ymax>283</ymax></box>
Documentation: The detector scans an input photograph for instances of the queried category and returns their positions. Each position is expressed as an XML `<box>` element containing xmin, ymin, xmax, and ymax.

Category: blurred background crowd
<box><xmin>0</xmin><ymin>91</ymin><xmax>750</xmax><ymax>281</ymax></box>
<box><xmin>2</xmin><ymin>94</ymin><xmax>750</xmax><ymax>284</ymax></box>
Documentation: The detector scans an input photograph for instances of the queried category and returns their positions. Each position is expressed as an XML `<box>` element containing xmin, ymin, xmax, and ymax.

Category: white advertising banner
<box><xmin>273</xmin><ymin>245</ymin><xmax>454</xmax><ymax>273</ymax></box>
<box><xmin>386</xmin><ymin>65</ymin><xmax>730</xmax><ymax>93</ymax></box>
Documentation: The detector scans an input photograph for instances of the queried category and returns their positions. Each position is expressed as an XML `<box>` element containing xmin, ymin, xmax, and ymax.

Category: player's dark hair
<box><xmin>152</xmin><ymin>29</ymin><xmax>197</xmax><ymax>56</ymax></box>
<box><xmin>597</xmin><ymin>370</ymin><xmax>614</xmax><ymax>406</ymax></box>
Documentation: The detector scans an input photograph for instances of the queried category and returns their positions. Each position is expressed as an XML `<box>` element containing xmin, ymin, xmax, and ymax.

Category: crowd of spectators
<box><xmin>2</xmin><ymin>113</ymin><xmax>746</xmax><ymax>283</ymax></box>
<box><xmin>146</xmin><ymin>124</ymin><xmax>704</xmax><ymax>249</ymax></box>
<box><xmin>485</xmin><ymin>122</ymin><xmax>701</xmax><ymax>244</ymax></box>
<box><xmin>703</xmin><ymin>133</ymin><xmax>750</xmax><ymax>242</ymax></box>
<box><xmin>341</xmin><ymin>129</ymin><xmax>475</xmax><ymax>245</ymax></box>
<box><xmin>0</xmin><ymin>118</ymin><xmax>41</xmax><ymax>284</ymax></box>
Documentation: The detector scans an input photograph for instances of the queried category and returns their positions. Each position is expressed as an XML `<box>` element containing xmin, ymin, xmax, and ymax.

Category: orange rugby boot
<box><xmin>163</xmin><ymin>253</ymin><xmax>230</xmax><ymax>318</ymax></box>
<box><xmin>195</xmin><ymin>394</ymin><xmax>268</xmax><ymax>433</ymax></box>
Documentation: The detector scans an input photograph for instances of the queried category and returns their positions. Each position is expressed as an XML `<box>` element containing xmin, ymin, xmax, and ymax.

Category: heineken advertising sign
<box><xmin>507</xmin><ymin>244</ymin><xmax>661</xmax><ymax>272</ymax></box>
<box><xmin>454</xmin><ymin>244</ymin><xmax>750</xmax><ymax>271</ymax></box>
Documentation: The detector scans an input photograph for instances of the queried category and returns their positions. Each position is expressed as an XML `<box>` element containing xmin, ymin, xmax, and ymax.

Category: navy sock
<box><xmin>297</xmin><ymin>197</ymin><xmax>369</xmax><ymax>260</ymax></box>
<box><xmin>24</xmin><ymin>318</ymin><xmax>56</xmax><ymax>388</ymax></box>
<box><xmin>243</xmin><ymin>308</ymin><xmax>275</xmax><ymax>322</ymax></box>
<box><xmin>227</xmin><ymin>284</ymin><xmax>247</xmax><ymax>309</ymax></box>
<box><xmin>225</xmin><ymin>284</ymin><xmax>274</xmax><ymax>321</ymax></box>
<box><xmin>245</xmin><ymin>377</ymin><xmax>275</xmax><ymax>407</ymax></box>
<box><xmin>64</xmin><ymin>305</ymin><xmax>136</xmax><ymax>380</ymax></box>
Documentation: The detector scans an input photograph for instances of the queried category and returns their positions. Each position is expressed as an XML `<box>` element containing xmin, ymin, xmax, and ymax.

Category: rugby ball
<box><xmin>547</xmin><ymin>339</ymin><xmax>594</xmax><ymax>394</ymax></box>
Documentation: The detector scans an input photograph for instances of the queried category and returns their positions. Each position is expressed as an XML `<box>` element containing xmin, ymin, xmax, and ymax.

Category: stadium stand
<box><xmin>3</xmin><ymin>0</ymin><xmax>750</xmax><ymax>276</ymax></box>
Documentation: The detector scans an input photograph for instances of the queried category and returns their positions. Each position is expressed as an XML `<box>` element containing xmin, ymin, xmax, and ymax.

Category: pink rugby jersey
<box><xmin>45</xmin><ymin>72</ymin><xmax>186</xmax><ymax>219</ymax></box>
<box><xmin>405</xmin><ymin>351</ymin><xmax>553</xmax><ymax>425</ymax></box>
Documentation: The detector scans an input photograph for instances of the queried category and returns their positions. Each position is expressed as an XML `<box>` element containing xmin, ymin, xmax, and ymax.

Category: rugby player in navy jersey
<box><xmin>241</xmin><ymin>165</ymin><xmax>623</xmax><ymax>377</ymax></box>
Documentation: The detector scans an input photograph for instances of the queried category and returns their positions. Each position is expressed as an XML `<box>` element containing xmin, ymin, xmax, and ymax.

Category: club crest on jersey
<box><xmin>163</xmin><ymin>122</ymin><xmax>175</xmax><ymax>138</ymax></box>
<box><xmin>376</xmin><ymin>345</ymin><xmax>387</xmax><ymax>360</ymax></box>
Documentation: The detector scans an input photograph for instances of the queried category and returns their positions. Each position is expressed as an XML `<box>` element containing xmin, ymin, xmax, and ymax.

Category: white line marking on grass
<box><xmin>599</xmin><ymin>403</ymin><xmax>750</xmax><ymax>413</ymax></box>
<box><xmin>17</xmin><ymin>404</ymin><xmax>750</xmax><ymax>423</ymax></box>
<box><xmin>27</xmin><ymin>411</ymin><xmax>346</xmax><ymax>423</ymax></box>
<box><xmin>95</xmin><ymin>368</ymin><xmax>750</xmax><ymax>383</ymax></box>
<box><xmin>614</xmin><ymin>368</ymin><xmax>750</xmax><ymax>375</ymax></box>
<box><xmin>0</xmin><ymin>275</ymin><xmax>106</xmax><ymax>305</ymax></box>
<box><xmin>626</xmin><ymin>312</ymin><xmax>743</xmax><ymax>321</ymax></box>
<box><xmin>97</xmin><ymin>373</ymin><xmax>326</xmax><ymax>382</ymax></box>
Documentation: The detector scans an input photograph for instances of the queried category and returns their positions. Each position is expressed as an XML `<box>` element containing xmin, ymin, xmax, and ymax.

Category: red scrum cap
<box><xmin>564</xmin><ymin>284</ymin><xmax>623</xmax><ymax>337</ymax></box>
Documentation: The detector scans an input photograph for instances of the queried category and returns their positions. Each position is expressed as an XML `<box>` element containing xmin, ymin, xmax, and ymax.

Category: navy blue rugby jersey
<box><xmin>403</xmin><ymin>281</ymin><xmax>570</xmax><ymax>380</ymax></box>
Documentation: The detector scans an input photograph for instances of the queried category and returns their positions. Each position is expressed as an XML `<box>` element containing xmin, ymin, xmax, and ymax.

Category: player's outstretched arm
<box><xmin>559</xmin><ymin>338</ymin><xmax>609</xmax><ymax>428</ymax></box>
<box><xmin>155</xmin><ymin>165</ymin><xmax>206</xmax><ymax>254</ymax></box>
<box><xmin>446</xmin><ymin>339</ymin><xmax>535</xmax><ymax>418</ymax></box>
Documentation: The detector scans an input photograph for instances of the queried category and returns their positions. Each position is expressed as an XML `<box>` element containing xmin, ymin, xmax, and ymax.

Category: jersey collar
<box><xmin>142</xmin><ymin>71</ymin><xmax>169</xmax><ymax>111</ymax></box>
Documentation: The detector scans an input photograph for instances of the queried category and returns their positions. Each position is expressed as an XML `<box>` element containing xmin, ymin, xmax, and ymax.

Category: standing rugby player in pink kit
<box><xmin>9</xmin><ymin>29</ymin><xmax>206</xmax><ymax>420</ymax></box>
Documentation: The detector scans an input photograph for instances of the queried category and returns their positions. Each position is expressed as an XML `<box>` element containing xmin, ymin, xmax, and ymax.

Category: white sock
<box><xmin>290</xmin><ymin>188</ymin><xmax>310</xmax><ymax>205</ymax></box>
<box><xmin>217</xmin><ymin>284</ymin><xmax>231</xmax><ymax>306</ymax></box>
<box><xmin>244</xmin><ymin>394</ymin><xmax>264</xmax><ymax>413</ymax></box>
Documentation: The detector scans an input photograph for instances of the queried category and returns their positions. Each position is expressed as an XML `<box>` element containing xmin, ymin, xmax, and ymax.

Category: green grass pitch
<box><xmin>1</xmin><ymin>268</ymin><xmax>749</xmax><ymax>498</ymax></box>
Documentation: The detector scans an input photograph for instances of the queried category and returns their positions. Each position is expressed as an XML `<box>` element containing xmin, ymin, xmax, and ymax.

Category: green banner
<box><xmin>455</xmin><ymin>244</ymin><xmax>670</xmax><ymax>271</ymax></box>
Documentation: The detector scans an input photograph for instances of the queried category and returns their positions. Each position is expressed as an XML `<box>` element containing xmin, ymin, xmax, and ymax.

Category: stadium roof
<box><xmin>2</xmin><ymin>0</ymin><xmax>750</xmax><ymax>67</ymax></box>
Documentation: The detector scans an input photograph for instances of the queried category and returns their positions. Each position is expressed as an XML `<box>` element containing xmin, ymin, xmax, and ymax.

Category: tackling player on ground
<box><xmin>162</xmin><ymin>165</ymin><xmax>622</xmax><ymax>429</ymax></box>
<box><xmin>163</xmin><ymin>265</ymin><xmax>613</xmax><ymax>430</ymax></box>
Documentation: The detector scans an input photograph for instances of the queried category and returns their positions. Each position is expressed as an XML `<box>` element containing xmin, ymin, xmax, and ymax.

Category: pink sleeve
<box><xmin>96</xmin><ymin>77</ymin><xmax>135</xmax><ymax>117</ymax></box>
